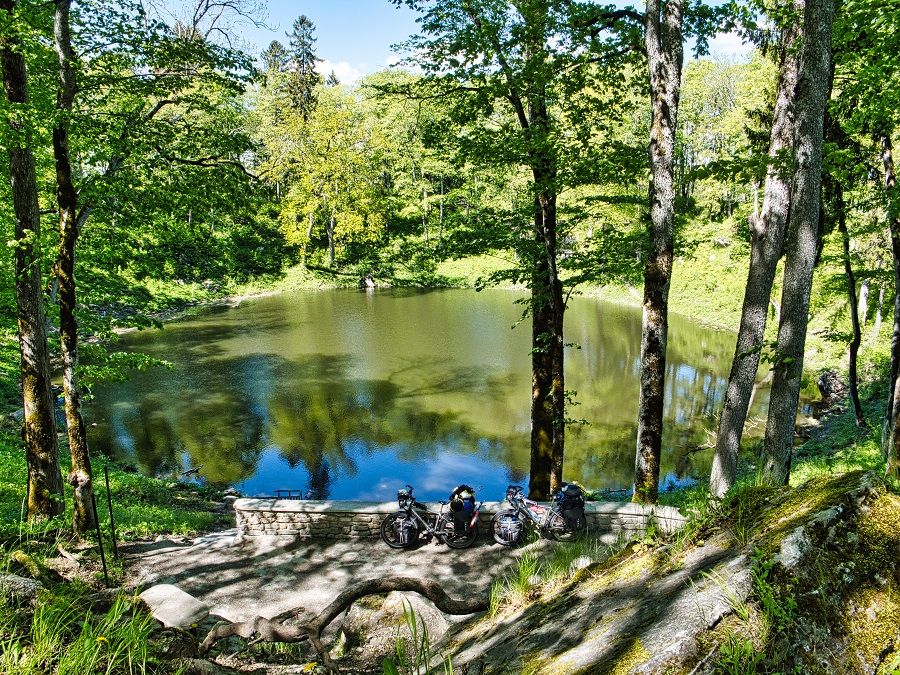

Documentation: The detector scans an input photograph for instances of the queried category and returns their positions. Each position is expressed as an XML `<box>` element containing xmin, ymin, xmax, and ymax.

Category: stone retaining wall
<box><xmin>233</xmin><ymin>499</ymin><xmax>686</xmax><ymax>541</ymax></box>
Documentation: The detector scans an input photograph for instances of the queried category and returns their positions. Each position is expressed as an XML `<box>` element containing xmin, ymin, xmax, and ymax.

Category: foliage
<box><xmin>0</xmin><ymin>586</ymin><xmax>173</xmax><ymax>675</ymax></box>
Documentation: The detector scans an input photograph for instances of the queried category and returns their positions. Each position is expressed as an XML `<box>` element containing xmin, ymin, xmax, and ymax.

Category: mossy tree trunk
<box><xmin>1</xmin><ymin>0</ymin><xmax>65</xmax><ymax>520</ymax></box>
<box><xmin>761</xmin><ymin>0</ymin><xmax>836</xmax><ymax>486</ymax></box>
<box><xmin>634</xmin><ymin>0</ymin><xmax>684</xmax><ymax>505</ymax></box>
<box><xmin>53</xmin><ymin>0</ymin><xmax>95</xmax><ymax>535</ymax></box>
<box><xmin>710</xmin><ymin>7</ymin><xmax>799</xmax><ymax>498</ymax></box>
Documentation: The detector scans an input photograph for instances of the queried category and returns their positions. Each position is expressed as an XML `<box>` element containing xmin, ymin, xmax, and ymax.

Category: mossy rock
<box><xmin>446</xmin><ymin>471</ymin><xmax>900</xmax><ymax>675</ymax></box>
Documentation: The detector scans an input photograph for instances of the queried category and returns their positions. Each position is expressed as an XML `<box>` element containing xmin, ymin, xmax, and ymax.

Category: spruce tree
<box><xmin>287</xmin><ymin>15</ymin><xmax>321</xmax><ymax>119</ymax></box>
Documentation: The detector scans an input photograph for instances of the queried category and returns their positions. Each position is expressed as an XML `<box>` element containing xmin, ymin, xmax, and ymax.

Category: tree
<box><xmin>632</xmin><ymin>0</ymin><xmax>686</xmax><ymax>504</ymax></box>
<box><xmin>392</xmin><ymin>0</ymin><xmax>636</xmax><ymax>498</ymax></box>
<box><xmin>261</xmin><ymin>40</ymin><xmax>290</xmax><ymax>73</ymax></box>
<box><xmin>709</xmin><ymin>2</ymin><xmax>801</xmax><ymax>498</ymax></box>
<box><xmin>52</xmin><ymin>0</ymin><xmax>95</xmax><ymax>534</ymax></box>
<box><xmin>287</xmin><ymin>15</ymin><xmax>321</xmax><ymax>119</ymax></box>
<box><xmin>0</xmin><ymin>0</ymin><xmax>65</xmax><ymax>520</ymax></box>
<box><xmin>760</xmin><ymin>0</ymin><xmax>836</xmax><ymax>486</ymax></box>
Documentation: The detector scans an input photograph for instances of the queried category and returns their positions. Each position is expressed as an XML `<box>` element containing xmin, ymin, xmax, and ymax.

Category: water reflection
<box><xmin>85</xmin><ymin>289</ymin><xmax>766</xmax><ymax>500</ymax></box>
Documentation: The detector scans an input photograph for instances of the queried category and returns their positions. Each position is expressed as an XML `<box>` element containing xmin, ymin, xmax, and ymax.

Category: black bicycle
<box><xmin>380</xmin><ymin>485</ymin><xmax>482</xmax><ymax>550</ymax></box>
<box><xmin>490</xmin><ymin>484</ymin><xmax>585</xmax><ymax>546</ymax></box>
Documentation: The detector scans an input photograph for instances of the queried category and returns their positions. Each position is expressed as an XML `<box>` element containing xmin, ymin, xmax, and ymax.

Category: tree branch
<box><xmin>153</xmin><ymin>145</ymin><xmax>257</xmax><ymax>179</ymax></box>
<box><xmin>198</xmin><ymin>576</ymin><xmax>488</xmax><ymax>671</ymax></box>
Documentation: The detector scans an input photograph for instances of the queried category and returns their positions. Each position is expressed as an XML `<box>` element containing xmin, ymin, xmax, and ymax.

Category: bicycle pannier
<box><xmin>393</xmin><ymin>514</ymin><xmax>416</xmax><ymax>545</ymax></box>
<box><xmin>497</xmin><ymin>513</ymin><xmax>522</xmax><ymax>544</ymax></box>
<box><xmin>560</xmin><ymin>483</ymin><xmax>585</xmax><ymax>530</ymax></box>
<box><xmin>449</xmin><ymin>484</ymin><xmax>476</xmax><ymax>532</ymax></box>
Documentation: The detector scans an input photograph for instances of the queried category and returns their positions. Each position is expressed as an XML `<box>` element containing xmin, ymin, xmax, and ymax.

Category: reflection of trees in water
<box><xmin>174</xmin><ymin>392</ymin><xmax>264</xmax><ymax>486</ymax></box>
<box><xmin>265</xmin><ymin>363</ymin><xmax>515</xmax><ymax>499</ymax></box>
<box><xmin>125</xmin><ymin>395</ymin><xmax>180</xmax><ymax>478</ymax></box>
<box><xmin>85</xmin><ymin>293</ymin><xmax>752</xmax><ymax>495</ymax></box>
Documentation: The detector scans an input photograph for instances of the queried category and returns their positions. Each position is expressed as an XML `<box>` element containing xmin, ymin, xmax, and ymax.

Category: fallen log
<box><xmin>199</xmin><ymin>575</ymin><xmax>488</xmax><ymax>671</ymax></box>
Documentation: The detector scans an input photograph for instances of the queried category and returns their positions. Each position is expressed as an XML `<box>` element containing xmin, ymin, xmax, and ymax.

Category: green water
<box><xmin>85</xmin><ymin>288</ymin><xmax>756</xmax><ymax>501</ymax></box>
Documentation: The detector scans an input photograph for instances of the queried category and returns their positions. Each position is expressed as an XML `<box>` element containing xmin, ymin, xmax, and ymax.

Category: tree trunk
<box><xmin>53</xmin><ymin>0</ymin><xmax>95</xmax><ymax>534</ymax></box>
<box><xmin>709</xmin><ymin>8</ymin><xmax>800</xmax><ymax>498</ymax></box>
<box><xmin>199</xmin><ymin>575</ymin><xmax>488</xmax><ymax>669</ymax></box>
<box><xmin>422</xmin><ymin>185</ymin><xmax>429</xmax><ymax>245</ymax></box>
<box><xmin>634</xmin><ymin>0</ymin><xmax>684</xmax><ymax>505</ymax></box>
<box><xmin>882</xmin><ymin>135</ymin><xmax>900</xmax><ymax>474</ymax></box>
<box><xmin>527</xmin><ymin>97</ymin><xmax>563</xmax><ymax>499</ymax></box>
<box><xmin>302</xmin><ymin>211</ymin><xmax>314</xmax><ymax>267</ymax></box>
<box><xmin>859</xmin><ymin>278</ymin><xmax>869</xmax><ymax>327</ymax></box>
<box><xmin>881</xmin><ymin>132</ymin><xmax>900</xmax><ymax>459</ymax></box>
<box><xmin>761</xmin><ymin>0</ymin><xmax>836</xmax><ymax>487</ymax></box>
<box><xmin>530</xmin><ymin>235</ymin><xmax>554</xmax><ymax>500</ymax></box>
<box><xmin>439</xmin><ymin>175</ymin><xmax>444</xmax><ymax>241</ymax></box>
<box><xmin>1</xmin><ymin>0</ymin><xmax>65</xmax><ymax>520</ymax></box>
<box><xmin>836</xmin><ymin>186</ymin><xmax>865</xmax><ymax>426</ymax></box>
<box><xmin>874</xmin><ymin>284</ymin><xmax>884</xmax><ymax>337</ymax></box>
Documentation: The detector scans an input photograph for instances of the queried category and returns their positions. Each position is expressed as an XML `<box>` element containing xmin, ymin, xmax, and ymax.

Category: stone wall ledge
<box><xmin>233</xmin><ymin>499</ymin><xmax>686</xmax><ymax>539</ymax></box>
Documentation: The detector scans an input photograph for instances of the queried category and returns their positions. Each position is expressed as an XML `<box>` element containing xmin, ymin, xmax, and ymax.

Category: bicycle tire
<box><xmin>490</xmin><ymin>509</ymin><xmax>525</xmax><ymax>546</ymax></box>
<box><xmin>438</xmin><ymin>514</ymin><xmax>479</xmax><ymax>549</ymax></box>
<box><xmin>547</xmin><ymin>510</ymin><xmax>582</xmax><ymax>542</ymax></box>
<box><xmin>380</xmin><ymin>512</ymin><xmax>419</xmax><ymax>549</ymax></box>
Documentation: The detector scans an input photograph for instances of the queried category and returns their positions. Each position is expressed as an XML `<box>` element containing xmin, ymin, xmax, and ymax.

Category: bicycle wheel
<box><xmin>547</xmin><ymin>510</ymin><xmax>582</xmax><ymax>542</ymax></box>
<box><xmin>380</xmin><ymin>512</ymin><xmax>419</xmax><ymax>549</ymax></box>
<box><xmin>490</xmin><ymin>509</ymin><xmax>525</xmax><ymax>546</ymax></box>
<box><xmin>438</xmin><ymin>514</ymin><xmax>479</xmax><ymax>549</ymax></box>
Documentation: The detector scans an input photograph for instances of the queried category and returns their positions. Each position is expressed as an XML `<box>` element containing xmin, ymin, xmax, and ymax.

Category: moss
<box><xmin>852</xmin><ymin>492</ymin><xmax>900</xmax><ymax>575</ymax></box>
<box><xmin>577</xmin><ymin>636</ymin><xmax>652</xmax><ymax>675</ymax></box>
<box><xmin>753</xmin><ymin>472</ymin><xmax>875</xmax><ymax>555</ymax></box>
<box><xmin>842</xmin><ymin>584</ymin><xmax>900</xmax><ymax>668</ymax></box>
<box><xmin>584</xmin><ymin>543</ymin><xmax>665</xmax><ymax>594</ymax></box>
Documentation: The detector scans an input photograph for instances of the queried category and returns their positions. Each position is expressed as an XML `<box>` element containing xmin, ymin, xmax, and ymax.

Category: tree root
<box><xmin>199</xmin><ymin>575</ymin><xmax>488</xmax><ymax>672</ymax></box>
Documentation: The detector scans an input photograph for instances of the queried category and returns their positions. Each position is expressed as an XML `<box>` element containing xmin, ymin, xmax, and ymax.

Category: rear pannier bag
<box><xmin>449</xmin><ymin>484</ymin><xmax>476</xmax><ymax>532</ymax></box>
<box><xmin>393</xmin><ymin>513</ymin><xmax>416</xmax><ymax>544</ymax></box>
<box><xmin>560</xmin><ymin>483</ymin><xmax>586</xmax><ymax>530</ymax></box>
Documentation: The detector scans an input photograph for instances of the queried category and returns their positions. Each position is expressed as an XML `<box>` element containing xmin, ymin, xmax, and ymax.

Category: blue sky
<box><xmin>239</xmin><ymin>1</ymin><xmax>422</xmax><ymax>82</ymax></box>
<box><xmin>235</xmin><ymin>1</ymin><xmax>750</xmax><ymax>83</ymax></box>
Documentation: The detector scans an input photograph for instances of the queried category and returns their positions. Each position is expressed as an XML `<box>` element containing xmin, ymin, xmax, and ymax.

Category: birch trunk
<box><xmin>761</xmin><ymin>0</ymin><xmax>836</xmax><ymax>486</ymax></box>
<box><xmin>709</xmin><ymin>7</ymin><xmax>800</xmax><ymax>497</ymax></box>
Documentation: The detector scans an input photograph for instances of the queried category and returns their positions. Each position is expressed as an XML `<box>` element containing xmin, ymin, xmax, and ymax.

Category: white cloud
<box><xmin>316</xmin><ymin>59</ymin><xmax>366</xmax><ymax>84</ymax></box>
<box><xmin>706</xmin><ymin>31</ymin><xmax>754</xmax><ymax>60</ymax></box>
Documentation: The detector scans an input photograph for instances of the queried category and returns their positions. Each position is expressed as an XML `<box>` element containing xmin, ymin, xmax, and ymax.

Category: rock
<box><xmin>383</xmin><ymin>591</ymin><xmax>451</xmax><ymax>643</ymax></box>
<box><xmin>177</xmin><ymin>658</ymin><xmax>241</xmax><ymax>675</ymax></box>
<box><xmin>445</xmin><ymin>471</ymin><xmax>899</xmax><ymax>675</ymax></box>
<box><xmin>140</xmin><ymin>584</ymin><xmax>209</xmax><ymax>629</ymax></box>
<box><xmin>0</xmin><ymin>573</ymin><xmax>42</xmax><ymax>606</ymax></box>
<box><xmin>84</xmin><ymin>587</ymin><xmax>126</xmax><ymax>614</ymax></box>
<box><xmin>149</xmin><ymin>627</ymin><xmax>199</xmax><ymax>660</ymax></box>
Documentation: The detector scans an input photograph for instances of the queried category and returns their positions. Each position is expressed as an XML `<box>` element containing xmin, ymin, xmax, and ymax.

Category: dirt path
<box><xmin>123</xmin><ymin>529</ymin><xmax>526</xmax><ymax>624</ymax></box>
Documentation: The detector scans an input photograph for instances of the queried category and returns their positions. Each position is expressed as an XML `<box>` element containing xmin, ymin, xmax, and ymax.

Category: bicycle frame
<box><xmin>507</xmin><ymin>491</ymin><xmax>558</xmax><ymax>531</ymax></box>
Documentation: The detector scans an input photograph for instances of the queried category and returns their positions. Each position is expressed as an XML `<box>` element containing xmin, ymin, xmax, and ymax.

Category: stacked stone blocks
<box><xmin>233</xmin><ymin>498</ymin><xmax>685</xmax><ymax>540</ymax></box>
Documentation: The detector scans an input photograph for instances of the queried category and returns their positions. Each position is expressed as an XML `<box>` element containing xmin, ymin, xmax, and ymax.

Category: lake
<box><xmin>84</xmin><ymin>288</ymin><xmax>763</xmax><ymax>501</ymax></box>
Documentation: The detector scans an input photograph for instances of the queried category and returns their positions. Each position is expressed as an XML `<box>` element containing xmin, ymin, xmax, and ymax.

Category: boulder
<box><xmin>445</xmin><ymin>471</ymin><xmax>900</xmax><ymax>675</ymax></box>
<box><xmin>0</xmin><ymin>573</ymin><xmax>42</xmax><ymax>606</ymax></box>
<box><xmin>140</xmin><ymin>584</ymin><xmax>209</xmax><ymax>629</ymax></box>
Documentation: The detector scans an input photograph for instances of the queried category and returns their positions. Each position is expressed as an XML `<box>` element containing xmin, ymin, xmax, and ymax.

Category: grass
<box><xmin>489</xmin><ymin>536</ymin><xmax>624</xmax><ymax>617</ymax></box>
<box><xmin>0</xmin><ymin>583</ymin><xmax>168</xmax><ymax>675</ymax></box>
<box><xmin>0</xmin><ymin>432</ymin><xmax>230</xmax><ymax>546</ymax></box>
